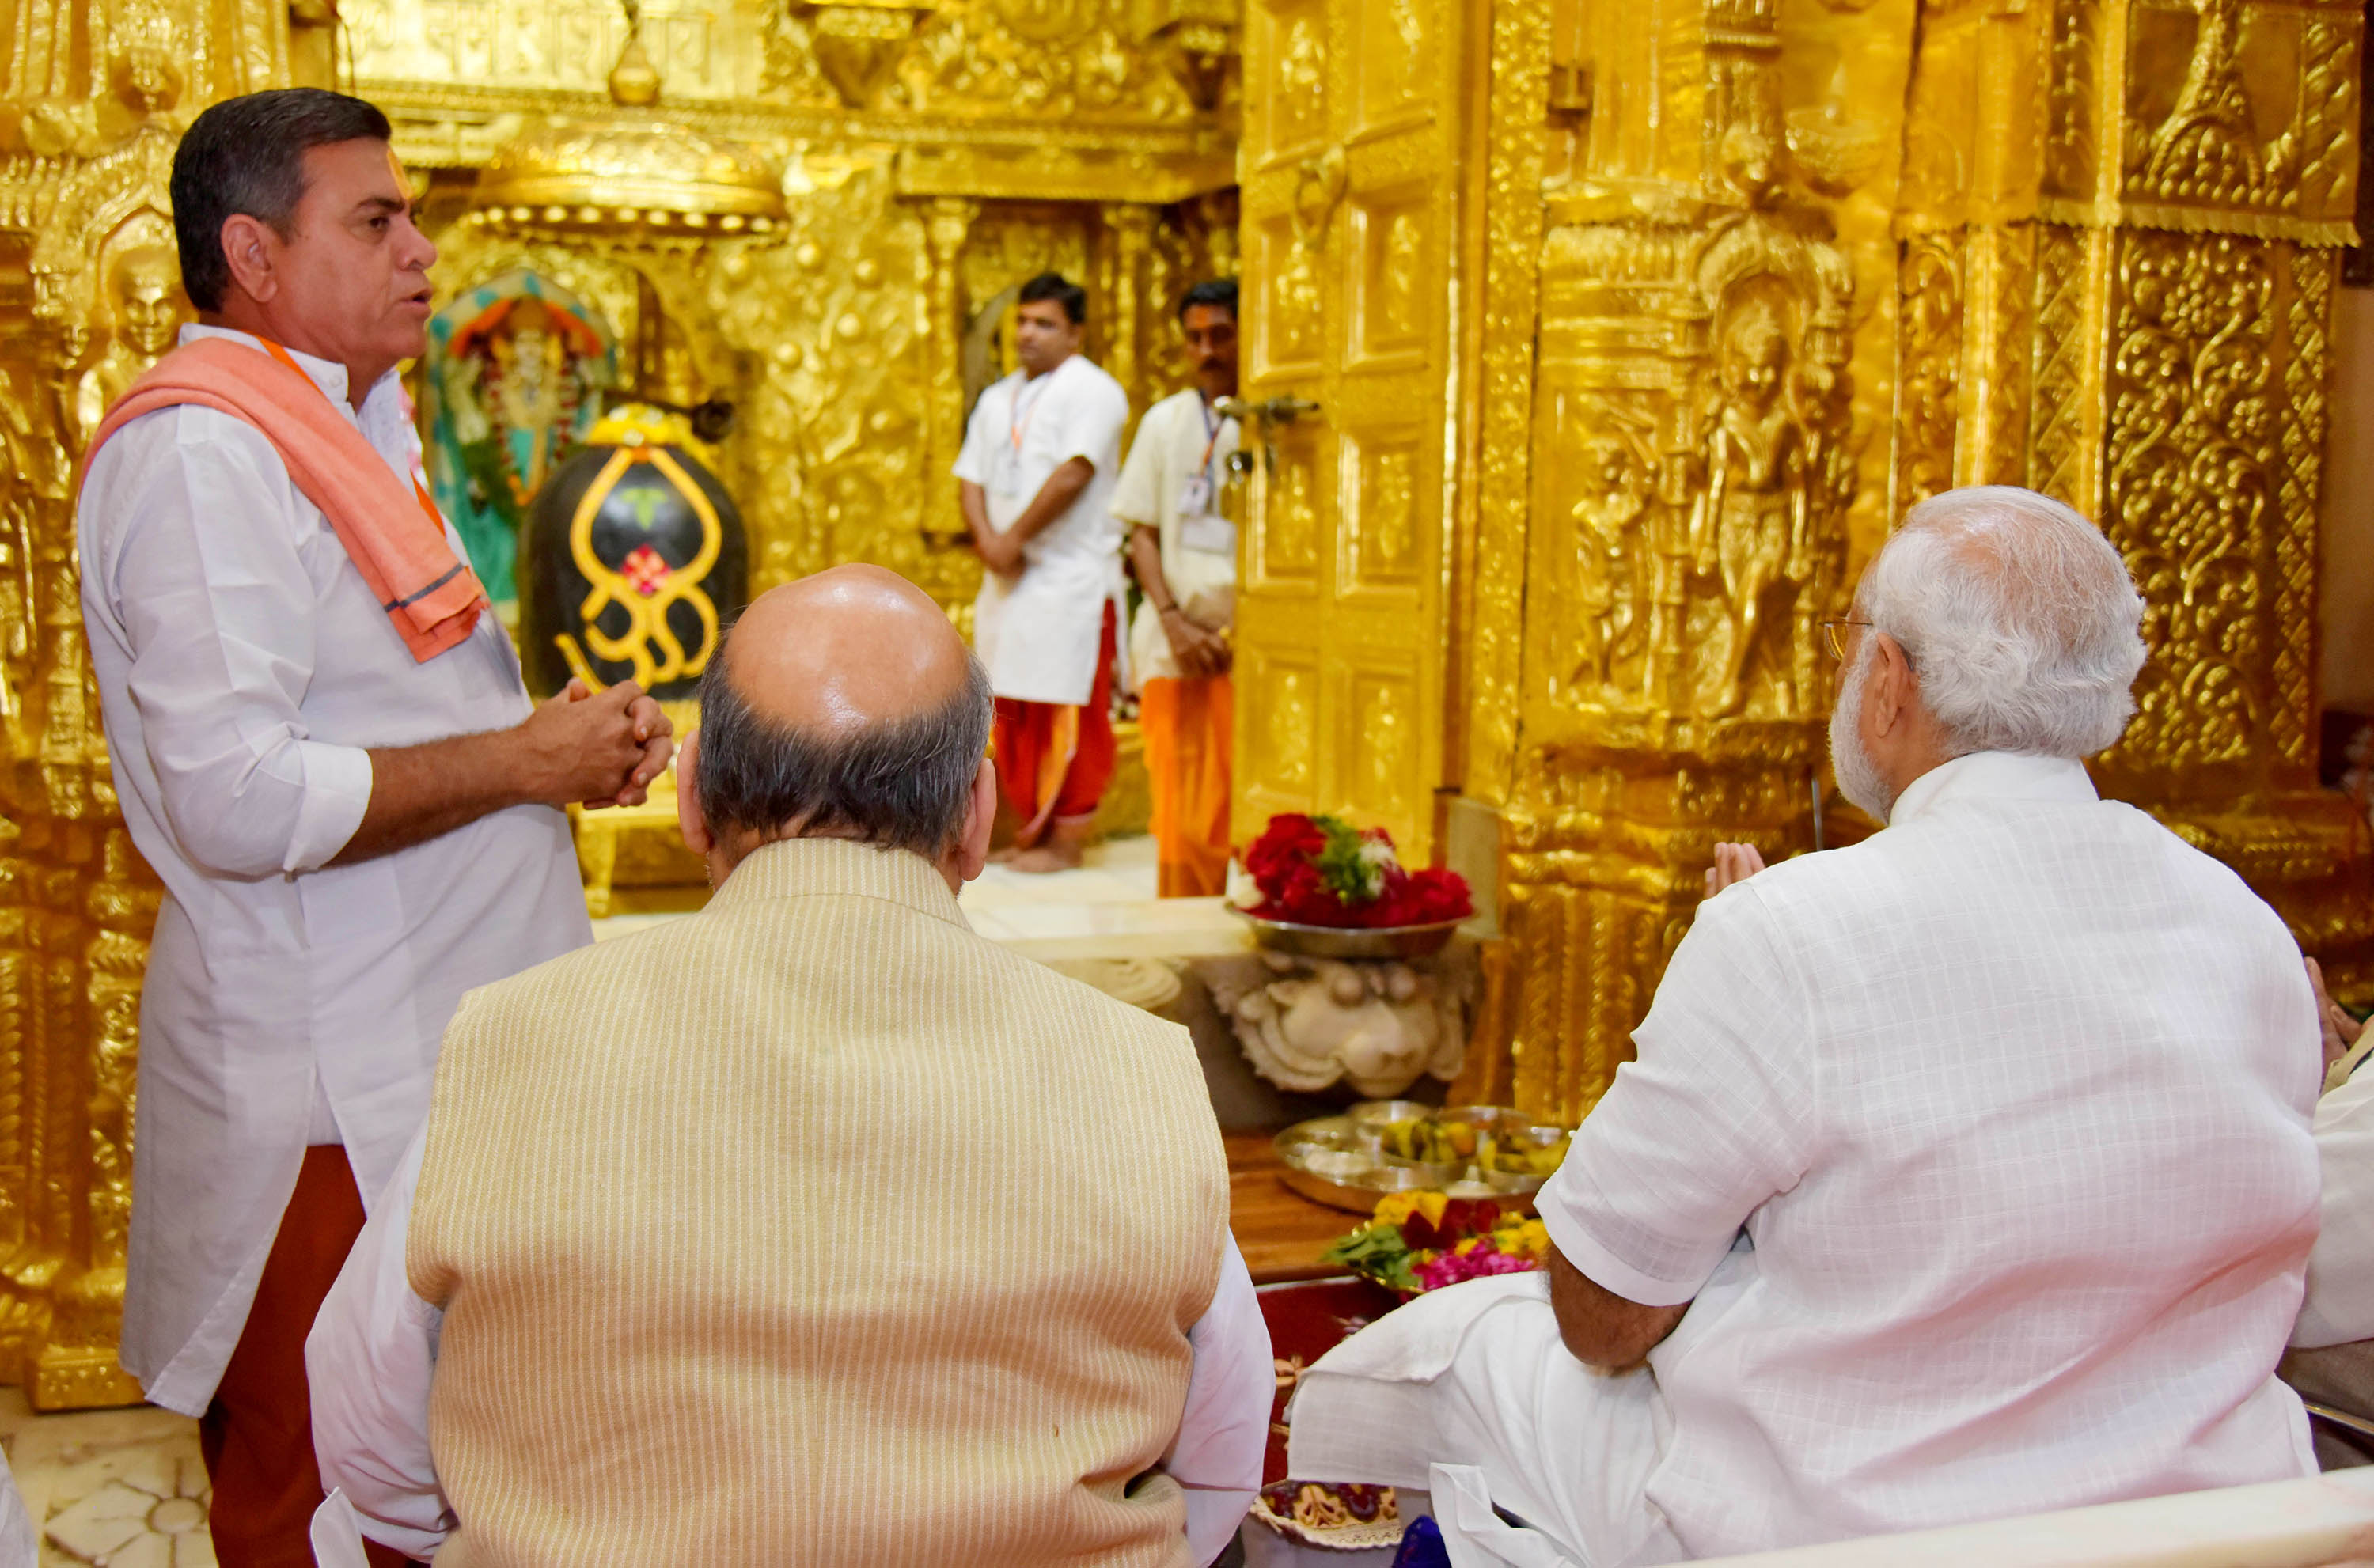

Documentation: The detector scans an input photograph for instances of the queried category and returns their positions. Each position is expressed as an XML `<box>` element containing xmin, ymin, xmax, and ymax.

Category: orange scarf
<box><xmin>82</xmin><ymin>336</ymin><xmax>487</xmax><ymax>662</ymax></box>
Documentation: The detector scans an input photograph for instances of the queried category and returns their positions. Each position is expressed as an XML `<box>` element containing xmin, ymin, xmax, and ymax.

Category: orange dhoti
<box><xmin>993</xmin><ymin>604</ymin><xmax>1118</xmax><ymax>846</ymax></box>
<box><xmin>1140</xmin><ymin>675</ymin><xmax>1234</xmax><ymax>896</ymax></box>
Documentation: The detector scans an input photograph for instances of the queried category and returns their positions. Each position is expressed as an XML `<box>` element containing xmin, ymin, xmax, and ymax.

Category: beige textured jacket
<box><xmin>405</xmin><ymin>837</ymin><xmax>1231</xmax><ymax>1566</ymax></box>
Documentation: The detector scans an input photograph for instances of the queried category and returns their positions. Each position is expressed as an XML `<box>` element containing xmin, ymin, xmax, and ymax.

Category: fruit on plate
<box><xmin>1478</xmin><ymin>1130</ymin><xmax>1571</xmax><ymax>1177</ymax></box>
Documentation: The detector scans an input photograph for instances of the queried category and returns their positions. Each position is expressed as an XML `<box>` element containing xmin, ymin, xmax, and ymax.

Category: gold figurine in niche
<box><xmin>1693</xmin><ymin>297</ymin><xmax>1812</xmax><ymax>720</ymax></box>
<box><xmin>1568</xmin><ymin>429</ymin><xmax>1645</xmax><ymax>698</ymax></box>
<box><xmin>74</xmin><ymin>247</ymin><xmax>189</xmax><ymax>448</ymax></box>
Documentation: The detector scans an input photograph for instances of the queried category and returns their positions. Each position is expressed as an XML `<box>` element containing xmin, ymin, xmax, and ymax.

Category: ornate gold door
<box><xmin>1232</xmin><ymin>0</ymin><xmax>1469</xmax><ymax>857</ymax></box>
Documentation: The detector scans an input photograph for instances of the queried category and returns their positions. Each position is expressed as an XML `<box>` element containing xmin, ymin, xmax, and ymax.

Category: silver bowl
<box><xmin>1233</xmin><ymin>911</ymin><xmax>1465</xmax><ymax>960</ymax></box>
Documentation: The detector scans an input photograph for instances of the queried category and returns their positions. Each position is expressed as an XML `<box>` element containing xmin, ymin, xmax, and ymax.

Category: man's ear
<box><xmin>675</xmin><ymin>731</ymin><xmax>711</xmax><ymax>856</ymax></box>
<box><xmin>955</xmin><ymin>756</ymin><xmax>998</xmax><ymax>884</ymax></box>
<box><xmin>1868</xmin><ymin>633</ymin><xmax>1916</xmax><ymax>739</ymax></box>
<box><xmin>218</xmin><ymin>214</ymin><xmax>280</xmax><ymax>306</ymax></box>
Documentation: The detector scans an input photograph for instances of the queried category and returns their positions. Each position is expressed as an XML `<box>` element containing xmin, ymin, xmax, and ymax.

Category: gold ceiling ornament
<box><xmin>1136</xmin><ymin>0</ymin><xmax>1236</xmax><ymax>112</ymax></box>
<box><xmin>791</xmin><ymin>0</ymin><xmax>942</xmax><ymax>109</ymax></box>
<box><xmin>467</xmin><ymin>0</ymin><xmax>788</xmax><ymax>239</ymax></box>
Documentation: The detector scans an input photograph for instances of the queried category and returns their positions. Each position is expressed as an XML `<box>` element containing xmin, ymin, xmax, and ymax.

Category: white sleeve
<box><xmin>1538</xmin><ymin>886</ymin><xmax>1819</xmax><ymax>1307</ymax></box>
<box><xmin>952</xmin><ymin>388</ymin><xmax>999</xmax><ymax>486</ymax></box>
<box><xmin>1056</xmin><ymin>377</ymin><xmax>1129</xmax><ymax>475</ymax></box>
<box><xmin>2296</xmin><ymin>1066</ymin><xmax>2374</xmax><ymax>1347</ymax></box>
<box><xmin>1109</xmin><ymin>404</ymin><xmax>1166</xmax><ymax>529</ymax></box>
<box><xmin>1166</xmin><ymin>1243</ymin><xmax>1272</xmax><ymax>1565</ymax></box>
<box><xmin>307</xmin><ymin>1124</ymin><xmax>452</xmax><ymax>1560</ymax></box>
<box><xmin>85</xmin><ymin>418</ymin><xmax>372</xmax><ymax>878</ymax></box>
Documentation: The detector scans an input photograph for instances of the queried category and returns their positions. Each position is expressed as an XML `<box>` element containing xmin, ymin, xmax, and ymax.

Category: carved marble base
<box><xmin>1193</xmin><ymin>945</ymin><xmax>1476</xmax><ymax>1101</ymax></box>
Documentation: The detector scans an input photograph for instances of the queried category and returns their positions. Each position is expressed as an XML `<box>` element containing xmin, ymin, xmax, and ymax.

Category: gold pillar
<box><xmin>0</xmin><ymin>0</ymin><xmax>286</xmax><ymax>1407</ymax></box>
<box><xmin>1102</xmin><ymin>203</ymin><xmax>1156</xmax><ymax>429</ymax></box>
<box><xmin>920</xmin><ymin>195</ymin><xmax>980</xmax><ymax>555</ymax></box>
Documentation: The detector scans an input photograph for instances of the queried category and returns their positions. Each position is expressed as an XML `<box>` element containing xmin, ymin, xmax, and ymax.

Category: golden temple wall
<box><xmin>0</xmin><ymin>0</ymin><xmax>286</xmax><ymax>1410</ymax></box>
<box><xmin>1232</xmin><ymin>0</ymin><xmax>2374</xmax><ymax>1125</ymax></box>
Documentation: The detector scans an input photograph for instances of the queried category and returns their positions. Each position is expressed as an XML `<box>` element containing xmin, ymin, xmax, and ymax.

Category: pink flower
<box><xmin>1413</xmin><ymin>1244</ymin><xmax>1538</xmax><ymax>1292</ymax></box>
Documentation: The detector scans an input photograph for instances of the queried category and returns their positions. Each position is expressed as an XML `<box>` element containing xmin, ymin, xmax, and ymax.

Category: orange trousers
<box><xmin>992</xmin><ymin>604</ymin><xmax>1118</xmax><ymax>845</ymax></box>
<box><xmin>1140</xmin><ymin>675</ymin><xmax>1234</xmax><ymax>896</ymax></box>
<box><xmin>200</xmin><ymin>1146</ymin><xmax>411</xmax><ymax>1567</ymax></box>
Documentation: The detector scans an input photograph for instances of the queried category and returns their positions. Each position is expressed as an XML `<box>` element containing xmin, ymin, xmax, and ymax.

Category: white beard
<box><xmin>1829</xmin><ymin>644</ymin><xmax>1897</xmax><ymax>823</ymax></box>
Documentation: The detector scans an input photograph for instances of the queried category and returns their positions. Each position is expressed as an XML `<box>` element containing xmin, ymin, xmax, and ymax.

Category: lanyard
<box><xmin>1008</xmin><ymin>371</ymin><xmax>1056</xmax><ymax>455</ymax></box>
<box><xmin>255</xmin><ymin>336</ymin><xmax>450</xmax><ymax>540</ymax></box>
<box><xmin>1195</xmin><ymin>397</ymin><xmax>1223</xmax><ymax>481</ymax></box>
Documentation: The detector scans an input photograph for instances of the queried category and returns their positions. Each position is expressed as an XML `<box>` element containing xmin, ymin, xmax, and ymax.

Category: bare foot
<box><xmin>1004</xmin><ymin>843</ymin><xmax>1084</xmax><ymax>874</ymax></box>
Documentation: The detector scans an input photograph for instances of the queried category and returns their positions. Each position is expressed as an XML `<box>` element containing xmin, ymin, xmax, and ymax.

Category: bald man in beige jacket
<box><xmin>308</xmin><ymin>567</ymin><xmax>1272</xmax><ymax>1566</ymax></box>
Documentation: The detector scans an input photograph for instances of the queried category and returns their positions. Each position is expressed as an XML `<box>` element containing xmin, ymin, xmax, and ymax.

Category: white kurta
<box><xmin>76</xmin><ymin>324</ymin><xmax>593</xmax><ymax>1416</ymax></box>
<box><xmin>953</xmin><ymin>354</ymin><xmax>1130</xmax><ymax>706</ymax></box>
<box><xmin>2296</xmin><ymin>1062</ymin><xmax>2374</xmax><ymax>1349</ymax></box>
<box><xmin>307</xmin><ymin>1124</ymin><xmax>1276</xmax><ymax>1563</ymax></box>
<box><xmin>1110</xmin><ymin>388</ymin><xmax>1239</xmax><ymax>688</ymax></box>
<box><xmin>1292</xmin><ymin>751</ymin><xmax>2323</xmax><ymax>1565</ymax></box>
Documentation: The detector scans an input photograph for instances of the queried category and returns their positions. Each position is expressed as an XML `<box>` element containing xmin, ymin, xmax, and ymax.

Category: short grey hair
<box><xmin>693</xmin><ymin>639</ymin><xmax>993</xmax><ymax>859</ymax></box>
<box><xmin>1862</xmin><ymin>486</ymin><xmax>2146</xmax><ymax>759</ymax></box>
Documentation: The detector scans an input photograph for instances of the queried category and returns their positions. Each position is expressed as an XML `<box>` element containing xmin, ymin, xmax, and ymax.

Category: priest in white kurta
<box><xmin>956</xmin><ymin>271</ymin><xmax>1131</xmax><ymax>872</ymax></box>
<box><xmin>76</xmin><ymin>89</ymin><xmax>666</xmax><ymax>1565</ymax></box>
<box><xmin>1116</xmin><ymin>278</ymin><xmax>1241</xmax><ymax>898</ymax></box>
<box><xmin>1288</xmin><ymin>487</ymin><xmax>2324</xmax><ymax>1565</ymax></box>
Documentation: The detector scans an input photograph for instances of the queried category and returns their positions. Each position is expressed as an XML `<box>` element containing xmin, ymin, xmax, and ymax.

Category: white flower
<box><xmin>1226</xmin><ymin>860</ymin><xmax>1266</xmax><ymax>911</ymax></box>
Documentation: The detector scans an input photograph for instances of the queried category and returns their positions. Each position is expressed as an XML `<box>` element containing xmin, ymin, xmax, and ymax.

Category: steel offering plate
<box><xmin>1274</xmin><ymin>1101</ymin><xmax>1570</xmax><ymax>1214</ymax></box>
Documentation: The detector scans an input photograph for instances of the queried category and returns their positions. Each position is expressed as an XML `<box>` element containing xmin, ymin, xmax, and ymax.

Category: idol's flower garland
<box><xmin>1320</xmin><ymin>1191</ymin><xmax>1550</xmax><ymax>1296</ymax></box>
<box><xmin>1230</xmin><ymin>813</ymin><xmax>1473</xmax><ymax>929</ymax></box>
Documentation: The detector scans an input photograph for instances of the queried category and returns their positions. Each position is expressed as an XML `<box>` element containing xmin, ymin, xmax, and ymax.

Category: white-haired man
<box><xmin>1287</xmin><ymin>486</ymin><xmax>2324</xmax><ymax>1564</ymax></box>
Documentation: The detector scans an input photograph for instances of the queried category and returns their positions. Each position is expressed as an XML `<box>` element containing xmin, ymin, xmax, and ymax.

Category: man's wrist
<box><xmin>491</xmin><ymin>722</ymin><xmax>544</xmax><ymax>811</ymax></box>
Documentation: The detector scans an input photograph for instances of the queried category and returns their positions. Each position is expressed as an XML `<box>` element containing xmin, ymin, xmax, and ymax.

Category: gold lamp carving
<box><xmin>468</xmin><ymin>0</ymin><xmax>788</xmax><ymax>239</ymax></box>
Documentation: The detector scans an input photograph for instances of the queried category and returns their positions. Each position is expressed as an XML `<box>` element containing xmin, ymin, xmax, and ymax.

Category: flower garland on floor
<box><xmin>1231</xmin><ymin>813</ymin><xmax>1473</xmax><ymax>928</ymax></box>
<box><xmin>1319</xmin><ymin>1192</ymin><xmax>1550</xmax><ymax>1295</ymax></box>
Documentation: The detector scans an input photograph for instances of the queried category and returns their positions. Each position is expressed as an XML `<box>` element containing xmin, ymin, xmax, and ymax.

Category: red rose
<box><xmin>1440</xmin><ymin>1198</ymin><xmax>1501</xmax><ymax>1239</ymax></box>
<box><xmin>1242</xmin><ymin>814</ymin><xmax>1328</xmax><ymax>903</ymax></box>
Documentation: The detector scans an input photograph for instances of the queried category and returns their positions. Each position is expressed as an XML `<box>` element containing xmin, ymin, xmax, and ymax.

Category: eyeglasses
<box><xmin>1821</xmin><ymin>619</ymin><xmax>1874</xmax><ymax>661</ymax></box>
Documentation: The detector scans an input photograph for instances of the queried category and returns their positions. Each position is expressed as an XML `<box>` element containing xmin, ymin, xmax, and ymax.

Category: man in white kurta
<box><xmin>2281</xmin><ymin>979</ymin><xmax>2374</xmax><ymax>1467</ymax></box>
<box><xmin>956</xmin><ymin>271</ymin><xmax>1131</xmax><ymax>871</ymax></box>
<box><xmin>77</xmin><ymin>89</ymin><xmax>666</xmax><ymax>1565</ymax></box>
<box><xmin>1116</xmin><ymin>278</ymin><xmax>1240</xmax><ymax>897</ymax></box>
<box><xmin>1288</xmin><ymin>486</ymin><xmax>2324</xmax><ymax>1564</ymax></box>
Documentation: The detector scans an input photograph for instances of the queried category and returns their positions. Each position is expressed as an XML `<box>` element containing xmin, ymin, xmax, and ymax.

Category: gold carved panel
<box><xmin>348</xmin><ymin>0</ymin><xmax>766</xmax><ymax>101</ymax></box>
<box><xmin>1348</xmin><ymin>184</ymin><xmax>1428</xmax><ymax>366</ymax></box>
<box><xmin>1348</xmin><ymin>0</ymin><xmax>1428</xmax><ymax>140</ymax></box>
<box><xmin>1338</xmin><ymin>425</ymin><xmax>1424</xmax><ymax>596</ymax></box>
<box><xmin>1250</xmin><ymin>211</ymin><xmax>1325</xmax><ymax>375</ymax></box>
<box><xmin>1341</xmin><ymin>665</ymin><xmax>1420</xmax><ymax>826</ymax></box>
<box><xmin>1239</xmin><ymin>645</ymin><xmax>1320</xmax><ymax>801</ymax></box>
<box><xmin>1250</xmin><ymin>0</ymin><xmax>1329</xmax><ymax>167</ymax></box>
<box><xmin>1252</xmin><ymin>422</ymin><xmax>1327</xmax><ymax>588</ymax></box>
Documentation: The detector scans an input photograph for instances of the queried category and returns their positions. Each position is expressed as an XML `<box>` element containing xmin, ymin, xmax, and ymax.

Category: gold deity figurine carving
<box><xmin>1691</xmin><ymin>298</ymin><xmax>1811</xmax><ymax>719</ymax></box>
<box><xmin>1568</xmin><ymin>429</ymin><xmax>1644</xmax><ymax>697</ymax></box>
<box><xmin>74</xmin><ymin>247</ymin><xmax>189</xmax><ymax>448</ymax></box>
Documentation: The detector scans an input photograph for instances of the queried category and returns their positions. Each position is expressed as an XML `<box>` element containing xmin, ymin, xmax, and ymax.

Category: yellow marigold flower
<box><xmin>1375</xmin><ymin>1191</ymin><xmax>1449</xmax><ymax>1229</ymax></box>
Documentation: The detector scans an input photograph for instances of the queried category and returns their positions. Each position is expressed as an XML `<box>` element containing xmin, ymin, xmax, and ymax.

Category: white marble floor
<box><xmin>0</xmin><ymin>1389</ymin><xmax>212</xmax><ymax>1566</ymax></box>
